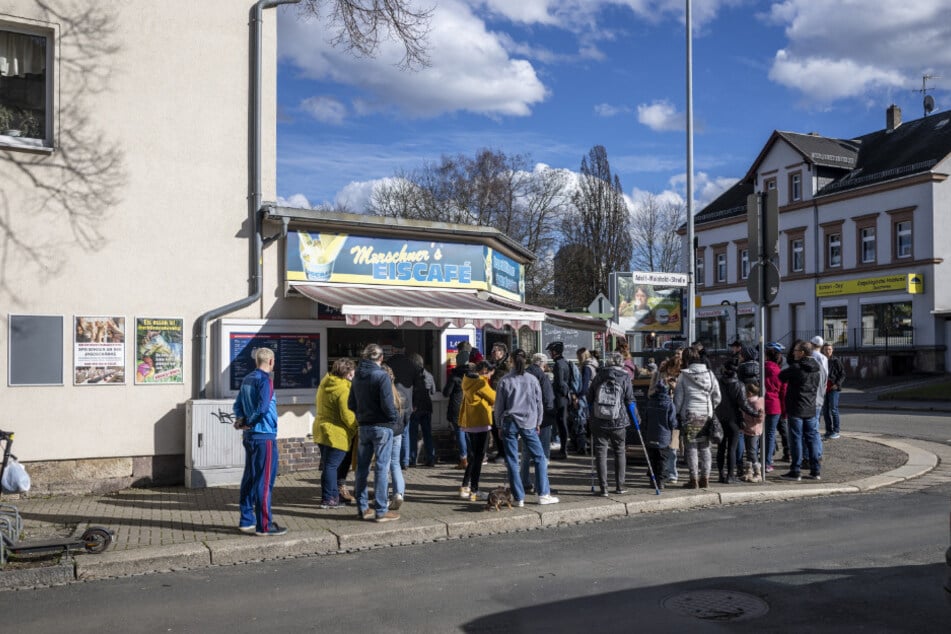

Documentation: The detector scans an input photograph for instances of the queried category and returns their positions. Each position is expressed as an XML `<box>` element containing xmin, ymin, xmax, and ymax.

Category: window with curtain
<box><xmin>0</xmin><ymin>28</ymin><xmax>49</xmax><ymax>142</ymax></box>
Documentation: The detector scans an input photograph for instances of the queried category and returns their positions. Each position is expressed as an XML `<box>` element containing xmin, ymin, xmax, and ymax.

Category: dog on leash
<box><xmin>485</xmin><ymin>486</ymin><xmax>514</xmax><ymax>511</ymax></box>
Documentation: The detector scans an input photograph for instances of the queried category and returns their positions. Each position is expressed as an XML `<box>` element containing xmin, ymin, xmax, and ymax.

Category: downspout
<box><xmin>194</xmin><ymin>0</ymin><xmax>300</xmax><ymax>398</ymax></box>
<box><xmin>812</xmin><ymin>170</ymin><xmax>821</xmax><ymax>338</ymax></box>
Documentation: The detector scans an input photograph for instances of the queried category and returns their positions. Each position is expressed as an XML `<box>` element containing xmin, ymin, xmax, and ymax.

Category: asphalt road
<box><xmin>3</xmin><ymin>479</ymin><xmax>948</xmax><ymax>633</ymax></box>
<box><xmin>841</xmin><ymin>407</ymin><xmax>951</xmax><ymax>445</ymax></box>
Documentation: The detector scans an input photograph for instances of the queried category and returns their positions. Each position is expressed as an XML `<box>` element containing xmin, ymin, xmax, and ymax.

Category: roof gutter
<box><xmin>194</xmin><ymin>0</ymin><xmax>300</xmax><ymax>398</ymax></box>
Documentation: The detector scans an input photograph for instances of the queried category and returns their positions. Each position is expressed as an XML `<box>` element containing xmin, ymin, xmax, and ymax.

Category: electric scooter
<box><xmin>0</xmin><ymin>430</ymin><xmax>113</xmax><ymax>565</ymax></box>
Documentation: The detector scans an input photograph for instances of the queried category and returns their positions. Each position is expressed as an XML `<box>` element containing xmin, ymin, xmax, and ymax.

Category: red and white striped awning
<box><xmin>291</xmin><ymin>283</ymin><xmax>546</xmax><ymax>330</ymax></box>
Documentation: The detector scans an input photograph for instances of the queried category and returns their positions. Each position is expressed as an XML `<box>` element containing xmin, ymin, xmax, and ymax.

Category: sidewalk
<box><xmin>3</xmin><ymin>424</ymin><xmax>946</xmax><ymax>590</ymax></box>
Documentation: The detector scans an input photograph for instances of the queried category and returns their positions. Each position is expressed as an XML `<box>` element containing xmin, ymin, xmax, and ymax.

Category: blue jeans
<box><xmin>399</xmin><ymin>411</ymin><xmax>411</xmax><ymax>468</ymax></box>
<box><xmin>318</xmin><ymin>444</ymin><xmax>347</xmax><ymax>504</ymax></box>
<box><xmin>450</xmin><ymin>420</ymin><xmax>468</xmax><ymax>460</ymax></box>
<box><xmin>410</xmin><ymin>411</ymin><xmax>435</xmax><ymax>465</ymax></box>
<box><xmin>520</xmin><ymin>425</ymin><xmax>552</xmax><ymax>491</ymax></box>
<box><xmin>355</xmin><ymin>425</ymin><xmax>394</xmax><ymax>517</ymax></box>
<box><xmin>788</xmin><ymin>414</ymin><xmax>822</xmax><ymax>475</ymax></box>
<box><xmin>239</xmin><ymin>435</ymin><xmax>279</xmax><ymax>532</ymax></box>
<box><xmin>389</xmin><ymin>430</ymin><xmax>405</xmax><ymax>497</ymax></box>
<box><xmin>501</xmin><ymin>418</ymin><xmax>550</xmax><ymax>502</ymax></box>
<box><xmin>823</xmin><ymin>390</ymin><xmax>841</xmax><ymax>435</ymax></box>
<box><xmin>764</xmin><ymin>413</ymin><xmax>781</xmax><ymax>467</ymax></box>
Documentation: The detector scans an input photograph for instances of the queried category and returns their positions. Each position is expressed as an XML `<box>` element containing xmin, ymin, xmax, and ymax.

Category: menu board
<box><xmin>229</xmin><ymin>332</ymin><xmax>321</xmax><ymax>391</ymax></box>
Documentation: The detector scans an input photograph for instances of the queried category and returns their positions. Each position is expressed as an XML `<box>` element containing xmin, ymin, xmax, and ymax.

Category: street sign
<box><xmin>747</xmin><ymin>260</ymin><xmax>780</xmax><ymax>305</ymax></box>
<box><xmin>587</xmin><ymin>292</ymin><xmax>614</xmax><ymax>317</ymax></box>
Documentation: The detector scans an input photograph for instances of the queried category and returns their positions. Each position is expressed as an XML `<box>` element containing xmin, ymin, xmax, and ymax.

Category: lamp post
<box><xmin>720</xmin><ymin>299</ymin><xmax>738</xmax><ymax>346</ymax></box>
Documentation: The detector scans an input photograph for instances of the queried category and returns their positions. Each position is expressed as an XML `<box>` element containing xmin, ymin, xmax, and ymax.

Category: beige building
<box><xmin>1</xmin><ymin>0</ymin><xmax>281</xmax><ymax>490</ymax></box>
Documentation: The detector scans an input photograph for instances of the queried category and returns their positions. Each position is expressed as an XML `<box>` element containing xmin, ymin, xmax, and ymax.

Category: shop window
<box><xmin>821</xmin><ymin>305</ymin><xmax>848</xmax><ymax>346</ymax></box>
<box><xmin>895</xmin><ymin>220</ymin><xmax>912</xmax><ymax>259</ymax></box>
<box><xmin>0</xmin><ymin>26</ymin><xmax>51</xmax><ymax>148</ymax></box>
<box><xmin>791</xmin><ymin>238</ymin><xmax>804</xmax><ymax>272</ymax></box>
<box><xmin>827</xmin><ymin>232</ymin><xmax>842</xmax><ymax>268</ymax></box>
<box><xmin>860</xmin><ymin>301</ymin><xmax>912</xmax><ymax>346</ymax></box>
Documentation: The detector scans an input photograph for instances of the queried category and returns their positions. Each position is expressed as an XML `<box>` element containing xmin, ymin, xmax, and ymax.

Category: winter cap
<box><xmin>810</xmin><ymin>335</ymin><xmax>824</xmax><ymax>347</ymax></box>
<box><xmin>729</xmin><ymin>339</ymin><xmax>742</xmax><ymax>348</ymax></box>
<box><xmin>740</xmin><ymin>345</ymin><xmax>758</xmax><ymax>361</ymax></box>
<box><xmin>545</xmin><ymin>341</ymin><xmax>564</xmax><ymax>354</ymax></box>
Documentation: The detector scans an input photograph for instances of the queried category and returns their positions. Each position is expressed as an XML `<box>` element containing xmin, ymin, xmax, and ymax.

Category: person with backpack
<box><xmin>546</xmin><ymin>341</ymin><xmax>572</xmax><ymax>461</ymax></box>
<box><xmin>673</xmin><ymin>346</ymin><xmax>722</xmax><ymax>489</ymax></box>
<box><xmin>586</xmin><ymin>352</ymin><xmax>637</xmax><ymax>495</ymax></box>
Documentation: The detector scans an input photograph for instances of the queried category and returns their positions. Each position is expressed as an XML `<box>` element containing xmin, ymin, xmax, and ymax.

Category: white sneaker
<box><xmin>515</xmin><ymin>499</ymin><xmax>524</xmax><ymax>507</ymax></box>
<box><xmin>538</xmin><ymin>494</ymin><xmax>560</xmax><ymax>505</ymax></box>
<box><xmin>390</xmin><ymin>493</ymin><xmax>403</xmax><ymax>510</ymax></box>
<box><xmin>459</xmin><ymin>486</ymin><xmax>470</xmax><ymax>499</ymax></box>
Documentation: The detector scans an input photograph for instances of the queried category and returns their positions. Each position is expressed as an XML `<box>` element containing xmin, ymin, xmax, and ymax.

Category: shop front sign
<box><xmin>816</xmin><ymin>272</ymin><xmax>924</xmax><ymax>297</ymax></box>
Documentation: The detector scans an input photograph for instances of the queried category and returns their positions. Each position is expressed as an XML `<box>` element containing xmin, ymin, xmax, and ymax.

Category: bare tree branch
<box><xmin>296</xmin><ymin>0</ymin><xmax>432</xmax><ymax>70</ymax></box>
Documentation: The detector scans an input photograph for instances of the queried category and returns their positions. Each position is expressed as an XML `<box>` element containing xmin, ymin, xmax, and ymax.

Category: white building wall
<box><xmin>1</xmin><ymin>1</ymin><xmax>279</xmax><ymax>461</ymax></box>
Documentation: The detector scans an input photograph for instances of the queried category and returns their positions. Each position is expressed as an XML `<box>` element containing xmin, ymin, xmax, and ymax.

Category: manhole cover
<box><xmin>662</xmin><ymin>590</ymin><xmax>769</xmax><ymax>622</ymax></box>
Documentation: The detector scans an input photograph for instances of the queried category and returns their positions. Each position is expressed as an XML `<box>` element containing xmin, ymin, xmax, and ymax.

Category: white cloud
<box><xmin>762</xmin><ymin>0</ymin><xmax>951</xmax><ymax>103</ymax></box>
<box><xmin>595</xmin><ymin>103</ymin><xmax>632</xmax><ymax>117</ymax></box>
<box><xmin>276</xmin><ymin>193</ymin><xmax>314</xmax><ymax>209</ymax></box>
<box><xmin>300</xmin><ymin>96</ymin><xmax>348</xmax><ymax>125</ymax></box>
<box><xmin>665</xmin><ymin>171</ymin><xmax>738</xmax><ymax>211</ymax></box>
<box><xmin>334</xmin><ymin>178</ymin><xmax>399</xmax><ymax>212</ymax></box>
<box><xmin>637</xmin><ymin>100</ymin><xmax>685</xmax><ymax>131</ymax></box>
<box><xmin>279</xmin><ymin>0</ymin><xmax>548</xmax><ymax>119</ymax></box>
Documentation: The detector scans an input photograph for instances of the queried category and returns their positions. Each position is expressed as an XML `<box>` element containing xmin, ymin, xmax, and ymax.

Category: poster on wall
<box><xmin>613</xmin><ymin>272</ymin><xmax>687</xmax><ymax>334</ymax></box>
<box><xmin>229</xmin><ymin>332</ymin><xmax>321</xmax><ymax>391</ymax></box>
<box><xmin>74</xmin><ymin>316</ymin><xmax>126</xmax><ymax>385</ymax></box>
<box><xmin>135</xmin><ymin>318</ymin><xmax>184</xmax><ymax>384</ymax></box>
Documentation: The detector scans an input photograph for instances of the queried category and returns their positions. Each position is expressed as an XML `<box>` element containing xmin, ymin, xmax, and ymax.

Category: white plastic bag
<box><xmin>1</xmin><ymin>458</ymin><xmax>31</xmax><ymax>493</ymax></box>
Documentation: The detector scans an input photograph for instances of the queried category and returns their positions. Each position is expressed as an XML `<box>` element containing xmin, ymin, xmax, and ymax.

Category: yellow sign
<box><xmin>816</xmin><ymin>273</ymin><xmax>924</xmax><ymax>297</ymax></box>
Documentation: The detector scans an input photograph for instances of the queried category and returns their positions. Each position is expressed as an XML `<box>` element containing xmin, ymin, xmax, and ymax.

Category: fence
<box><xmin>782</xmin><ymin>327</ymin><xmax>914</xmax><ymax>351</ymax></box>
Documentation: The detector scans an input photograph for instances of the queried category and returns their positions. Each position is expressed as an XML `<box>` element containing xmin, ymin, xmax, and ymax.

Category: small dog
<box><xmin>485</xmin><ymin>486</ymin><xmax>514</xmax><ymax>511</ymax></box>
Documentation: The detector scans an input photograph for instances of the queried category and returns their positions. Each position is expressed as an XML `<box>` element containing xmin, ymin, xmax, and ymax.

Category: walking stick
<box><xmin>629</xmin><ymin>403</ymin><xmax>661</xmax><ymax>495</ymax></box>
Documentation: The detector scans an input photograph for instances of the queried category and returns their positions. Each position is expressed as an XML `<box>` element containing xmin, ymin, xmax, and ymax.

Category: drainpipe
<box><xmin>194</xmin><ymin>0</ymin><xmax>300</xmax><ymax>398</ymax></box>
<box><xmin>813</xmin><ymin>192</ymin><xmax>821</xmax><ymax>339</ymax></box>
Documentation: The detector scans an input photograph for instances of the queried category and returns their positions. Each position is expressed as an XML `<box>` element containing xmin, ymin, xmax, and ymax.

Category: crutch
<box><xmin>628</xmin><ymin>403</ymin><xmax>661</xmax><ymax>495</ymax></box>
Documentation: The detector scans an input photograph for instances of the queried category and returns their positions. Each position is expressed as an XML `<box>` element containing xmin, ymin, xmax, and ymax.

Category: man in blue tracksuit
<box><xmin>233</xmin><ymin>347</ymin><xmax>286</xmax><ymax>536</ymax></box>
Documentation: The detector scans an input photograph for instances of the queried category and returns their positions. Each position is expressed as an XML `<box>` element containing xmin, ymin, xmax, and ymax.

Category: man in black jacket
<box><xmin>778</xmin><ymin>340</ymin><xmax>823</xmax><ymax>481</ymax></box>
<box><xmin>821</xmin><ymin>342</ymin><xmax>845</xmax><ymax>439</ymax></box>
<box><xmin>586</xmin><ymin>352</ymin><xmax>637</xmax><ymax>495</ymax></box>
<box><xmin>546</xmin><ymin>341</ymin><xmax>571</xmax><ymax>460</ymax></box>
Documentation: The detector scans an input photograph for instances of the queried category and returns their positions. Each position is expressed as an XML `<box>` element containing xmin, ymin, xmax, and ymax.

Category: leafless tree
<box><xmin>556</xmin><ymin>145</ymin><xmax>632</xmax><ymax>309</ymax></box>
<box><xmin>367</xmin><ymin>149</ymin><xmax>569</xmax><ymax>304</ymax></box>
<box><xmin>296</xmin><ymin>0</ymin><xmax>432</xmax><ymax>70</ymax></box>
<box><xmin>630</xmin><ymin>192</ymin><xmax>685</xmax><ymax>273</ymax></box>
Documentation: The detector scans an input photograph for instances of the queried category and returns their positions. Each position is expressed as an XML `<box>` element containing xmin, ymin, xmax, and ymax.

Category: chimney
<box><xmin>886</xmin><ymin>104</ymin><xmax>902</xmax><ymax>132</ymax></box>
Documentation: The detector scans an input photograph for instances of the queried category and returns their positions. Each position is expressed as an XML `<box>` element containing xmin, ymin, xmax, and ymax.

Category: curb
<box><xmin>2</xmin><ymin>433</ymin><xmax>942</xmax><ymax>589</ymax></box>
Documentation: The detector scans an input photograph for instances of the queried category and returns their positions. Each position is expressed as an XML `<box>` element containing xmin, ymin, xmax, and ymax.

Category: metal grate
<box><xmin>662</xmin><ymin>589</ymin><xmax>769</xmax><ymax>622</ymax></box>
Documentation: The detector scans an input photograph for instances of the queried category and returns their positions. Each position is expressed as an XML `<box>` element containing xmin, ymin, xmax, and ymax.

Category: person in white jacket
<box><xmin>673</xmin><ymin>346</ymin><xmax>722</xmax><ymax>489</ymax></box>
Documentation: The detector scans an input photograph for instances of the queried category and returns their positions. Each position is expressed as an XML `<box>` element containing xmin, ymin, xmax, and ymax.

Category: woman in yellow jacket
<box><xmin>458</xmin><ymin>360</ymin><xmax>495</xmax><ymax>501</ymax></box>
<box><xmin>313</xmin><ymin>358</ymin><xmax>356</xmax><ymax>509</ymax></box>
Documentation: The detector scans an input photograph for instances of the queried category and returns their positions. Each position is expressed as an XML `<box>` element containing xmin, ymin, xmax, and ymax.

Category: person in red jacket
<box><xmin>763</xmin><ymin>343</ymin><xmax>788</xmax><ymax>473</ymax></box>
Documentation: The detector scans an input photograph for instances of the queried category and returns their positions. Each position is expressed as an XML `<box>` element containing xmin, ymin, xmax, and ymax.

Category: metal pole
<box><xmin>685</xmin><ymin>0</ymin><xmax>696</xmax><ymax>343</ymax></box>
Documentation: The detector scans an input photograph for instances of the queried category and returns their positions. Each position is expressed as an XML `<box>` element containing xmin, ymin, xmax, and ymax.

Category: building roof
<box><xmin>696</xmin><ymin>110</ymin><xmax>951</xmax><ymax>225</ymax></box>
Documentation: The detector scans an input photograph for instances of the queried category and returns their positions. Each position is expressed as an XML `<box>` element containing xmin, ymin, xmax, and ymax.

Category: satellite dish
<box><xmin>924</xmin><ymin>94</ymin><xmax>936</xmax><ymax>114</ymax></box>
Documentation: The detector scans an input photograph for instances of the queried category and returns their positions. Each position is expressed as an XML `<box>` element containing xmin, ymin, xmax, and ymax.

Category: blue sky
<box><xmin>275</xmin><ymin>0</ymin><xmax>951</xmax><ymax>214</ymax></box>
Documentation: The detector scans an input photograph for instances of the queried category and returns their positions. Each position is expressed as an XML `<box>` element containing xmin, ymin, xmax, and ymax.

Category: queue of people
<box><xmin>237</xmin><ymin>336</ymin><xmax>840</xmax><ymax>534</ymax></box>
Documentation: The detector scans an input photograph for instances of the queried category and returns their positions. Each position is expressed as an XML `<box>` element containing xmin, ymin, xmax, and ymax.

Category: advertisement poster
<box><xmin>229</xmin><ymin>332</ymin><xmax>321</xmax><ymax>391</ymax></box>
<box><xmin>74</xmin><ymin>316</ymin><xmax>126</xmax><ymax>385</ymax></box>
<box><xmin>614</xmin><ymin>272</ymin><xmax>687</xmax><ymax>334</ymax></box>
<box><xmin>135</xmin><ymin>318</ymin><xmax>184</xmax><ymax>384</ymax></box>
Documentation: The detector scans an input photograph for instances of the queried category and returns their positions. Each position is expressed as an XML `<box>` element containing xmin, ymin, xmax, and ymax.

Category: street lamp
<box><xmin>720</xmin><ymin>299</ymin><xmax>738</xmax><ymax>345</ymax></box>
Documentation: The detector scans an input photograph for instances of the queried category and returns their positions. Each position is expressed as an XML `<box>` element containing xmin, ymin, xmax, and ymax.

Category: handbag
<box><xmin>696</xmin><ymin>416</ymin><xmax>724</xmax><ymax>444</ymax></box>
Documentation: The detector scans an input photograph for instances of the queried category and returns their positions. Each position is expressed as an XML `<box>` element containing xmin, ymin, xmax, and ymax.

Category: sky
<box><xmin>274</xmin><ymin>0</ymin><xmax>951</xmax><ymax>214</ymax></box>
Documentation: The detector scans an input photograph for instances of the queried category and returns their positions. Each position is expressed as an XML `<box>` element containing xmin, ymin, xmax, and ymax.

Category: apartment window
<box><xmin>828</xmin><ymin>232</ymin><xmax>842</xmax><ymax>267</ymax></box>
<box><xmin>740</xmin><ymin>248</ymin><xmax>750</xmax><ymax>280</ymax></box>
<box><xmin>861</xmin><ymin>227</ymin><xmax>876</xmax><ymax>263</ymax></box>
<box><xmin>791</xmin><ymin>238</ymin><xmax>804</xmax><ymax>272</ymax></box>
<box><xmin>716</xmin><ymin>253</ymin><xmax>727</xmax><ymax>283</ymax></box>
<box><xmin>895</xmin><ymin>221</ymin><xmax>911</xmax><ymax>258</ymax></box>
<box><xmin>789</xmin><ymin>172</ymin><xmax>802</xmax><ymax>202</ymax></box>
<box><xmin>695</xmin><ymin>250</ymin><xmax>705</xmax><ymax>287</ymax></box>
<box><xmin>0</xmin><ymin>27</ymin><xmax>52</xmax><ymax>147</ymax></box>
<box><xmin>764</xmin><ymin>177</ymin><xmax>776</xmax><ymax>191</ymax></box>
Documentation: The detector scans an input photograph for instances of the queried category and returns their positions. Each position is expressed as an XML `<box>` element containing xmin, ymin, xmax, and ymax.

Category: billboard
<box><xmin>613</xmin><ymin>272</ymin><xmax>688</xmax><ymax>334</ymax></box>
